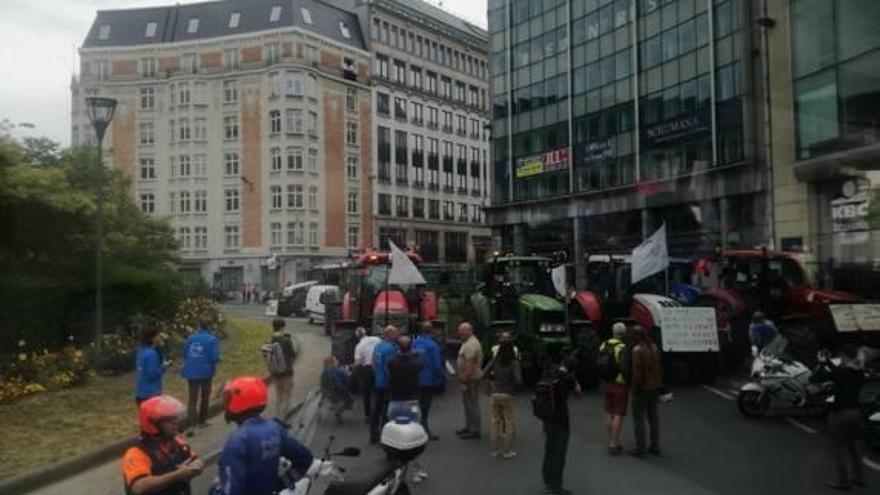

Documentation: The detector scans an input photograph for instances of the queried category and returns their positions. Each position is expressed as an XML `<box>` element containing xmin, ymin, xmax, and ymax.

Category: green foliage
<box><xmin>0</xmin><ymin>142</ymin><xmax>183</xmax><ymax>354</ymax></box>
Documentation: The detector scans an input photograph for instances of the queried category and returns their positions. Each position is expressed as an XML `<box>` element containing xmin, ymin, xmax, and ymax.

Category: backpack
<box><xmin>531</xmin><ymin>375</ymin><xmax>560</xmax><ymax>421</ymax></box>
<box><xmin>262</xmin><ymin>341</ymin><xmax>288</xmax><ymax>375</ymax></box>
<box><xmin>596</xmin><ymin>340</ymin><xmax>622</xmax><ymax>382</ymax></box>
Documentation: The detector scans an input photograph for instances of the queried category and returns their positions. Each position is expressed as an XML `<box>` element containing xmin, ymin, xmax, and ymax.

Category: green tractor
<box><xmin>470</xmin><ymin>255</ymin><xmax>599</xmax><ymax>385</ymax></box>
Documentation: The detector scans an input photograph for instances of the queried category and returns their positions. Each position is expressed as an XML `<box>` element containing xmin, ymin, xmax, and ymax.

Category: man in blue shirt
<box><xmin>181</xmin><ymin>315</ymin><xmax>220</xmax><ymax>435</ymax></box>
<box><xmin>748</xmin><ymin>311</ymin><xmax>779</xmax><ymax>352</ymax></box>
<box><xmin>135</xmin><ymin>327</ymin><xmax>168</xmax><ymax>405</ymax></box>
<box><xmin>369</xmin><ymin>325</ymin><xmax>399</xmax><ymax>444</ymax></box>
<box><xmin>217</xmin><ymin>376</ymin><xmax>333</xmax><ymax>495</ymax></box>
<box><xmin>414</xmin><ymin>321</ymin><xmax>445</xmax><ymax>440</ymax></box>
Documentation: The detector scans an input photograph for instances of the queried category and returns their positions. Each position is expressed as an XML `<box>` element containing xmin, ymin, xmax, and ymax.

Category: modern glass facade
<box><xmin>488</xmin><ymin>0</ymin><xmax>766</xmax><ymax>266</ymax></box>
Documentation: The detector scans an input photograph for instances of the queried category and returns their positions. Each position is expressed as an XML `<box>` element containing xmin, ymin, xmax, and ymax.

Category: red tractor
<box><xmin>694</xmin><ymin>249</ymin><xmax>863</xmax><ymax>365</ymax></box>
<box><xmin>332</xmin><ymin>249</ymin><xmax>442</xmax><ymax>338</ymax></box>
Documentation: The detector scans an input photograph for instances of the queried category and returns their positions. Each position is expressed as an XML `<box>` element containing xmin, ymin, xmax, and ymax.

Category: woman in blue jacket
<box><xmin>135</xmin><ymin>327</ymin><xmax>167</xmax><ymax>405</ymax></box>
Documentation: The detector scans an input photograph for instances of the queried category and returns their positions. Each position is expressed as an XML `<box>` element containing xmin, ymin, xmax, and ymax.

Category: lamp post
<box><xmin>85</xmin><ymin>96</ymin><xmax>117</xmax><ymax>352</ymax></box>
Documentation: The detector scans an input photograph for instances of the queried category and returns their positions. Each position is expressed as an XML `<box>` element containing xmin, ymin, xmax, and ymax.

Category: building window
<box><xmin>287</xmin><ymin>184</ymin><xmax>303</xmax><ymax>208</ymax></box>
<box><xmin>378</xmin><ymin>126</ymin><xmax>391</xmax><ymax>181</ymax></box>
<box><xmin>346</xmin><ymin>156</ymin><xmax>359</xmax><ymax>180</ymax></box>
<box><xmin>283</xmin><ymin>71</ymin><xmax>304</xmax><ymax>96</ymax></box>
<box><xmin>271</xmin><ymin>147</ymin><xmax>282</xmax><ymax>171</ymax></box>
<box><xmin>224</xmin><ymin>225</ymin><xmax>240</xmax><ymax>248</ymax></box>
<box><xmin>287</xmin><ymin>221</ymin><xmax>304</xmax><ymax>245</ymax></box>
<box><xmin>305</xmin><ymin>45</ymin><xmax>319</xmax><ymax>63</ymax></box>
<box><xmin>378</xmin><ymin>193</ymin><xmax>391</xmax><ymax>215</ymax></box>
<box><xmin>139</xmin><ymin>58</ymin><xmax>157</xmax><ymax>78</ymax></box>
<box><xmin>194</xmin><ymin>118</ymin><xmax>207</xmax><ymax>141</ymax></box>
<box><xmin>224</xmin><ymin>152</ymin><xmax>239</xmax><ymax>176</ymax></box>
<box><xmin>393</xmin><ymin>60</ymin><xmax>406</xmax><ymax>84</ymax></box>
<box><xmin>309</xmin><ymin>222</ymin><xmax>319</xmax><ymax>246</ymax></box>
<box><xmin>286</xmin><ymin>109</ymin><xmax>303</xmax><ymax>134</ymax></box>
<box><xmin>396</xmin><ymin>195</ymin><xmax>409</xmax><ymax>217</ymax></box>
<box><xmin>225</xmin><ymin>189</ymin><xmax>240</xmax><ymax>212</ymax></box>
<box><xmin>428</xmin><ymin>107</ymin><xmax>438</xmax><ymax>128</ymax></box>
<box><xmin>271</xmin><ymin>222</ymin><xmax>282</xmax><ymax>246</ymax></box>
<box><xmin>346</xmin><ymin>122</ymin><xmax>358</xmax><ymax>145</ymax></box>
<box><xmin>445</xmin><ymin>232</ymin><xmax>467</xmax><ymax>262</ymax></box>
<box><xmin>194</xmin><ymin>226</ymin><xmax>207</xmax><ymax>249</ymax></box>
<box><xmin>375</xmin><ymin>54</ymin><xmax>388</xmax><ymax>79</ymax></box>
<box><xmin>426</xmin><ymin>72</ymin><xmax>437</xmax><ymax>93</ymax></box>
<box><xmin>347</xmin><ymin>191</ymin><xmax>359</xmax><ymax>214</ymax></box>
<box><xmin>307</xmin><ymin>111</ymin><xmax>318</xmax><ymax>136</ymax></box>
<box><xmin>224</xmin><ymin>116</ymin><xmax>239</xmax><ymax>139</ymax></box>
<box><xmin>223</xmin><ymin>80</ymin><xmax>238</xmax><ymax>103</ymax></box>
<box><xmin>301</xmin><ymin>8</ymin><xmax>313</xmax><ymax>24</ymax></box>
<box><xmin>308</xmin><ymin>185</ymin><xmax>318</xmax><ymax>209</ymax></box>
<box><xmin>412</xmin><ymin>198</ymin><xmax>425</xmax><ymax>218</ymax></box>
<box><xmin>139</xmin><ymin>87</ymin><xmax>155</xmax><ymax>109</ymax></box>
<box><xmin>286</xmin><ymin>147</ymin><xmax>303</xmax><ymax>171</ymax></box>
<box><xmin>178</xmin><ymin>118</ymin><xmax>191</xmax><ymax>141</ymax></box>
<box><xmin>138</xmin><ymin>122</ymin><xmax>156</xmax><ymax>145</ymax></box>
<box><xmin>271</xmin><ymin>185</ymin><xmax>283</xmax><ymax>209</ymax></box>
<box><xmin>347</xmin><ymin>226</ymin><xmax>359</xmax><ymax>249</ymax></box>
<box><xmin>394</xmin><ymin>97</ymin><xmax>407</xmax><ymax>120</ymax></box>
<box><xmin>346</xmin><ymin>88</ymin><xmax>357</xmax><ymax>112</ymax></box>
<box><xmin>193</xmin><ymin>155</ymin><xmax>207</xmax><ymax>177</ymax></box>
<box><xmin>270</xmin><ymin>6</ymin><xmax>282</xmax><ymax>22</ymax></box>
<box><xmin>140</xmin><ymin>193</ymin><xmax>155</xmax><ymax>213</ymax></box>
<box><xmin>178</xmin><ymin>155</ymin><xmax>191</xmax><ymax>177</ymax></box>
<box><xmin>194</xmin><ymin>190</ymin><xmax>207</xmax><ymax>212</ymax></box>
<box><xmin>139</xmin><ymin>157</ymin><xmax>155</xmax><ymax>180</ymax></box>
<box><xmin>270</xmin><ymin>110</ymin><xmax>282</xmax><ymax>135</ymax></box>
<box><xmin>178</xmin><ymin>227</ymin><xmax>191</xmax><ymax>249</ymax></box>
<box><xmin>264</xmin><ymin>42</ymin><xmax>280</xmax><ymax>64</ymax></box>
<box><xmin>377</xmin><ymin>92</ymin><xmax>390</xmax><ymax>115</ymax></box>
<box><xmin>458</xmin><ymin>203</ymin><xmax>468</xmax><ymax>222</ymax></box>
<box><xmin>223</xmin><ymin>48</ymin><xmax>240</xmax><ymax>69</ymax></box>
<box><xmin>183</xmin><ymin>53</ymin><xmax>198</xmax><ymax>74</ymax></box>
<box><xmin>307</xmin><ymin>148</ymin><xmax>318</xmax><ymax>172</ymax></box>
<box><xmin>428</xmin><ymin>199</ymin><xmax>440</xmax><ymax>220</ymax></box>
<box><xmin>187</xmin><ymin>18</ymin><xmax>199</xmax><ymax>34</ymax></box>
<box><xmin>228</xmin><ymin>12</ymin><xmax>241</xmax><ymax>28</ymax></box>
<box><xmin>411</xmin><ymin>102</ymin><xmax>423</xmax><ymax>125</ymax></box>
<box><xmin>99</xmin><ymin>25</ymin><xmax>111</xmax><ymax>40</ymax></box>
<box><xmin>442</xmin><ymin>111</ymin><xmax>452</xmax><ymax>133</ymax></box>
<box><xmin>443</xmin><ymin>200</ymin><xmax>454</xmax><ymax>221</ymax></box>
<box><xmin>179</xmin><ymin>191</ymin><xmax>191</xmax><ymax>213</ymax></box>
<box><xmin>410</xmin><ymin>66</ymin><xmax>422</xmax><ymax>88</ymax></box>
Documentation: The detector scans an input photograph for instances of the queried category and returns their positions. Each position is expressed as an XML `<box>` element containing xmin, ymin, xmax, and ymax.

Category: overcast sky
<box><xmin>0</xmin><ymin>0</ymin><xmax>488</xmax><ymax>146</ymax></box>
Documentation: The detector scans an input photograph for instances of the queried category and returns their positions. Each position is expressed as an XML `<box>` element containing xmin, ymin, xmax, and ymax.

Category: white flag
<box><xmin>551</xmin><ymin>265</ymin><xmax>567</xmax><ymax>297</ymax></box>
<box><xmin>631</xmin><ymin>224</ymin><xmax>669</xmax><ymax>284</ymax></box>
<box><xmin>388</xmin><ymin>240</ymin><xmax>426</xmax><ymax>285</ymax></box>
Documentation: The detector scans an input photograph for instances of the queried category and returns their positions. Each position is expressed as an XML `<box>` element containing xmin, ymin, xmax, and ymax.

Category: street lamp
<box><xmin>85</xmin><ymin>96</ymin><xmax>117</xmax><ymax>352</ymax></box>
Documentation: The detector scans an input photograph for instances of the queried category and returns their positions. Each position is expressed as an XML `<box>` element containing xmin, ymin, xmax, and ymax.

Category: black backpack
<box><xmin>531</xmin><ymin>375</ymin><xmax>560</xmax><ymax>421</ymax></box>
<box><xmin>596</xmin><ymin>340</ymin><xmax>622</xmax><ymax>381</ymax></box>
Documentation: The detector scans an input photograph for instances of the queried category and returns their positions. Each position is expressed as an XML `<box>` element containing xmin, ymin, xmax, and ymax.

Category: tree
<box><xmin>20</xmin><ymin>137</ymin><xmax>61</xmax><ymax>166</ymax></box>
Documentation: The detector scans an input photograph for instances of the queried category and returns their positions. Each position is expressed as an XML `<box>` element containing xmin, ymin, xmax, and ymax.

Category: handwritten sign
<box><xmin>659</xmin><ymin>307</ymin><xmax>719</xmax><ymax>352</ymax></box>
<box><xmin>829</xmin><ymin>304</ymin><xmax>880</xmax><ymax>332</ymax></box>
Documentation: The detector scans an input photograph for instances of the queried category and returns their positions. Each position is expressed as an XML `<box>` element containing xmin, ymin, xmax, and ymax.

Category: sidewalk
<box><xmin>34</xmin><ymin>317</ymin><xmax>328</xmax><ymax>495</ymax></box>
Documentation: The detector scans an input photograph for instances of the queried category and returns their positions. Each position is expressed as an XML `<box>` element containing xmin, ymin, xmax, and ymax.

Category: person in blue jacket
<box><xmin>369</xmin><ymin>325</ymin><xmax>399</xmax><ymax>444</ymax></box>
<box><xmin>181</xmin><ymin>315</ymin><xmax>220</xmax><ymax>435</ymax></box>
<box><xmin>414</xmin><ymin>321</ymin><xmax>446</xmax><ymax>440</ymax></box>
<box><xmin>135</xmin><ymin>327</ymin><xmax>168</xmax><ymax>405</ymax></box>
<box><xmin>216</xmin><ymin>376</ymin><xmax>335</xmax><ymax>495</ymax></box>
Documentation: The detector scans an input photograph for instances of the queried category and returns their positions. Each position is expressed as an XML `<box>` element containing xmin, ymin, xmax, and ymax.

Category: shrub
<box><xmin>0</xmin><ymin>340</ymin><xmax>93</xmax><ymax>403</ymax></box>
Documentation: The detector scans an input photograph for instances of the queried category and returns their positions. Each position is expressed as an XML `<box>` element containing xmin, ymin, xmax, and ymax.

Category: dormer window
<box><xmin>270</xmin><ymin>6</ymin><xmax>282</xmax><ymax>22</ymax></box>
<box><xmin>301</xmin><ymin>8</ymin><xmax>312</xmax><ymax>25</ymax></box>
<box><xmin>187</xmin><ymin>18</ymin><xmax>199</xmax><ymax>34</ymax></box>
<box><xmin>339</xmin><ymin>22</ymin><xmax>351</xmax><ymax>39</ymax></box>
<box><xmin>145</xmin><ymin>22</ymin><xmax>157</xmax><ymax>38</ymax></box>
<box><xmin>98</xmin><ymin>25</ymin><xmax>111</xmax><ymax>40</ymax></box>
<box><xmin>229</xmin><ymin>12</ymin><xmax>241</xmax><ymax>28</ymax></box>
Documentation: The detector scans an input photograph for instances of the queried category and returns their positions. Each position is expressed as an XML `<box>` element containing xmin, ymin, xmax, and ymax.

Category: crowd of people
<box><xmin>127</xmin><ymin>311</ymin><xmax>869</xmax><ymax>495</ymax></box>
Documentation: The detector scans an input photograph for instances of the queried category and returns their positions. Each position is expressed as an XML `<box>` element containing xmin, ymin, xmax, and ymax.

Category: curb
<box><xmin>0</xmin><ymin>334</ymin><xmax>302</xmax><ymax>495</ymax></box>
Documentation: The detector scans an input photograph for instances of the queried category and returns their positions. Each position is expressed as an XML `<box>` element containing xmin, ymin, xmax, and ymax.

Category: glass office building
<box><xmin>488</xmin><ymin>0</ymin><xmax>771</xmax><ymax>285</ymax></box>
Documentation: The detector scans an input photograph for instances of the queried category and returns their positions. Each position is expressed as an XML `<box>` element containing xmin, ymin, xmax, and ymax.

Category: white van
<box><xmin>305</xmin><ymin>285</ymin><xmax>338</xmax><ymax>324</ymax></box>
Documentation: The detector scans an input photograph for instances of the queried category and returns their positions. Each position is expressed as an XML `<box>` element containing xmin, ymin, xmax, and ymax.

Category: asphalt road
<box><xmin>194</xmin><ymin>375</ymin><xmax>880</xmax><ymax>495</ymax></box>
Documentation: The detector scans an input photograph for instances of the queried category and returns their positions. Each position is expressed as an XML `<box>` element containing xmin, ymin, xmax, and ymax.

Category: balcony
<box><xmin>442</xmin><ymin>125</ymin><xmax>453</xmax><ymax>134</ymax></box>
<box><xmin>412</xmin><ymin>118</ymin><xmax>423</xmax><ymax>126</ymax></box>
<box><xmin>428</xmin><ymin>183</ymin><xmax>440</xmax><ymax>191</ymax></box>
<box><xmin>413</xmin><ymin>180</ymin><xmax>424</xmax><ymax>189</ymax></box>
<box><xmin>471</xmin><ymin>188</ymin><xmax>482</xmax><ymax>197</ymax></box>
<box><xmin>395</xmin><ymin>177</ymin><xmax>408</xmax><ymax>186</ymax></box>
<box><xmin>457</xmin><ymin>187</ymin><xmax>468</xmax><ymax>195</ymax></box>
<box><xmin>427</xmin><ymin>122</ymin><xmax>439</xmax><ymax>130</ymax></box>
<box><xmin>456</xmin><ymin>129</ymin><xmax>467</xmax><ymax>137</ymax></box>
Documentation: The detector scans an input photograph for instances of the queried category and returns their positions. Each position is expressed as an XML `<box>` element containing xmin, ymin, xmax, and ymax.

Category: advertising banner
<box><xmin>515</xmin><ymin>147</ymin><xmax>570</xmax><ymax>178</ymax></box>
<box><xmin>641</xmin><ymin>107</ymin><xmax>711</xmax><ymax>148</ymax></box>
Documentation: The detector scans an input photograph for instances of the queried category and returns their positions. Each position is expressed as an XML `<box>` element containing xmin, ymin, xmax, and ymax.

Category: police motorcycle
<box><xmin>737</xmin><ymin>343</ymin><xmax>833</xmax><ymax>418</ymax></box>
<box><xmin>282</xmin><ymin>417</ymin><xmax>428</xmax><ymax>495</ymax></box>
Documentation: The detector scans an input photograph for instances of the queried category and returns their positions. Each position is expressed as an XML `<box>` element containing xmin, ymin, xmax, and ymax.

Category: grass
<box><xmin>0</xmin><ymin>317</ymin><xmax>272</xmax><ymax>481</ymax></box>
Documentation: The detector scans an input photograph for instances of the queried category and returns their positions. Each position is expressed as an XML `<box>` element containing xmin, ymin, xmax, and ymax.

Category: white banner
<box><xmin>265</xmin><ymin>300</ymin><xmax>279</xmax><ymax>317</ymax></box>
<box><xmin>829</xmin><ymin>304</ymin><xmax>880</xmax><ymax>332</ymax></box>
<box><xmin>631</xmin><ymin>224</ymin><xmax>669</xmax><ymax>284</ymax></box>
<box><xmin>551</xmin><ymin>265</ymin><xmax>567</xmax><ymax>297</ymax></box>
<box><xmin>659</xmin><ymin>307</ymin><xmax>719</xmax><ymax>352</ymax></box>
<box><xmin>388</xmin><ymin>240</ymin><xmax>426</xmax><ymax>285</ymax></box>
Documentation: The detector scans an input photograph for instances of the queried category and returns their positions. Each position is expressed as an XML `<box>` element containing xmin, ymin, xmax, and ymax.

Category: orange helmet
<box><xmin>139</xmin><ymin>395</ymin><xmax>185</xmax><ymax>436</ymax></box>
<box><xmin>223</xmin><ymin>376</ymin><xmax>268</xmax><ymax>417</ymax></box>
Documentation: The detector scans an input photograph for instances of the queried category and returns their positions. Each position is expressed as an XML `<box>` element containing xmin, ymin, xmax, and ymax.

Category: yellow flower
<box><xmin>18</xmin><ymin>353</ymin><xmax>27</xmax><ymax>362</ymax></box>
<box><xmin>18</xmin><ymin>340</ymin><xmax>26</xmax><ymax>347</ymax></box>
